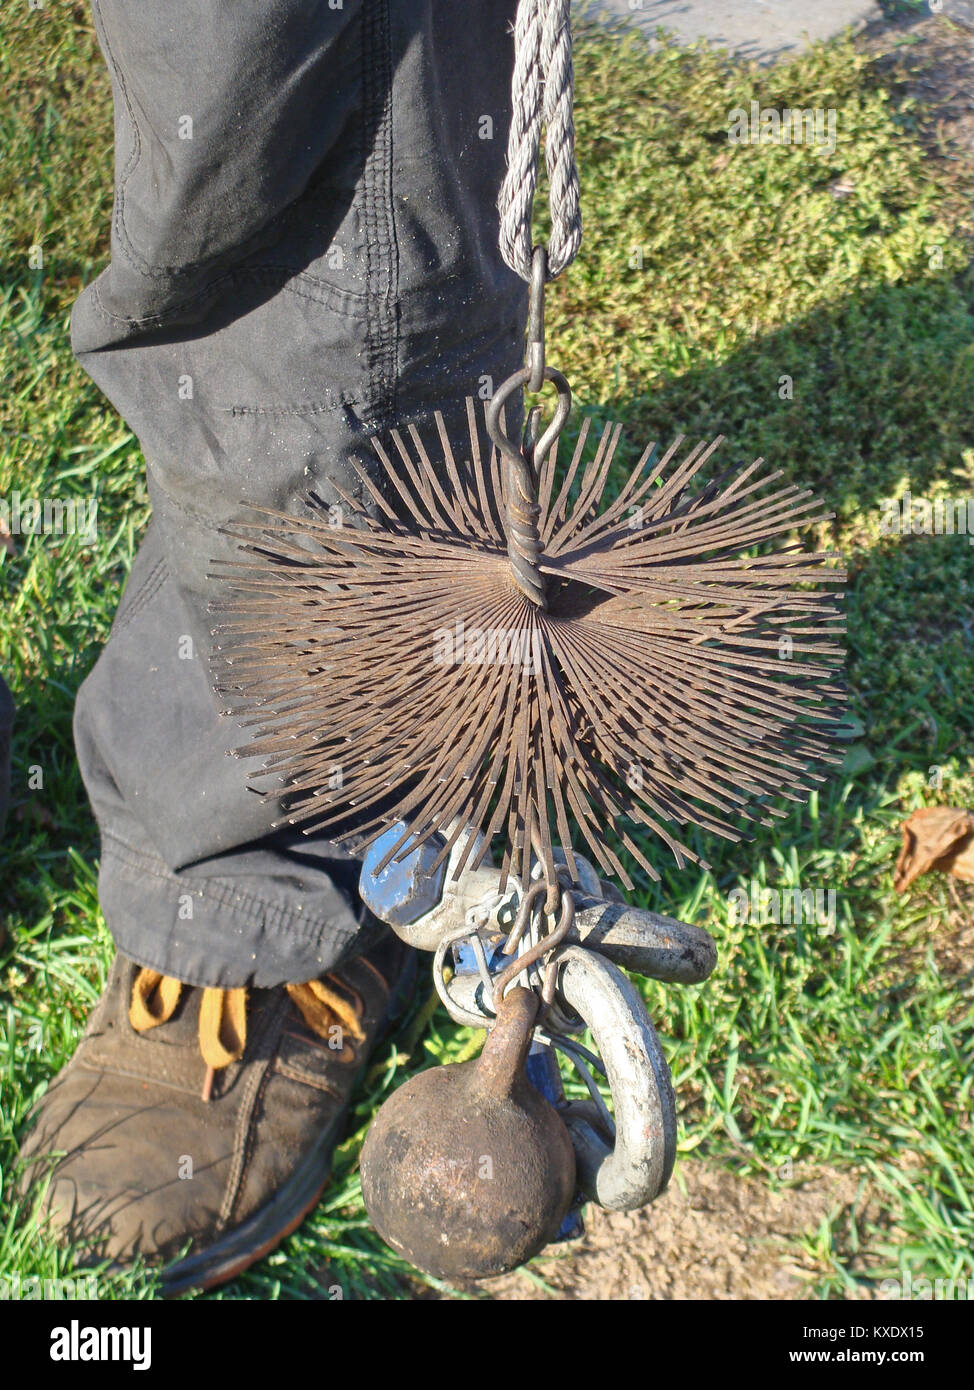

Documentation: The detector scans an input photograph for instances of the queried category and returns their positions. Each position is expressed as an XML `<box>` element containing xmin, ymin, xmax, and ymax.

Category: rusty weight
<box><xmin>359</xmin><ymin>987</ymin><xmax>576</xmax><ymax>1280</ymax></box>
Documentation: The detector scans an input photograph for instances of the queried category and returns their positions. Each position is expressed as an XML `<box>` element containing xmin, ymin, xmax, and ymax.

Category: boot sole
<box><xmin>161</xmin><ymin>1126</ymin><xmax>338</xmax><ymax>1295</ymax></box>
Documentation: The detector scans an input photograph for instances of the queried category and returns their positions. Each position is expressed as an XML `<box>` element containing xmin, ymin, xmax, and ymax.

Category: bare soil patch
<box><xmin>438</xmin><ymin>1160</ymin><xmax>887</xmax><ymax>1301</ymax></box>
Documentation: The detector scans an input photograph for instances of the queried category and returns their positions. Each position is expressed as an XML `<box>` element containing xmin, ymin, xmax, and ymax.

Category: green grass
<box><xmin>2</xmin><ymin>7</ymin><xmax>973</xmax><ymax>1299</ymax></box>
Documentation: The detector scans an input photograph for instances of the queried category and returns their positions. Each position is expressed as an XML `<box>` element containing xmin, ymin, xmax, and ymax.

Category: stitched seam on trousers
<box><xmin>108</xmin><ymin>558</ymin><xmax>169</xmax><ymax>639</ymax></box>
<box><xmin>104</xmin><ymin>934</ymin><xmax>358</xmax><ymax>994</ymax></box>
<box><xmin>246</xmin><ymin>263</ymin><xmax>369</xmax><ymax>307</ymax></box>
<box><xmin>233</xmin><ymin>264</ymin><xmax>370</xmax><ymax>311</ymax></box>
<box><xmin>103</xmin><ymin>833</ymin><xmax>351</xmax><ymax>945</ymax></box>
<box><xmin>361</xmin><ymin>0</ymin><xmax>398</xmax><ymax>425</ymax></box>
<box><xmin>148</xmin><ymin>461</ymin><xmax>271</xmax><ymax>534</ymax></box>
<box><xmin>224</xmin><ymin>394</ymin><xmax>361</xmax><ymax>418</ymax></box>
<box><xmin>93</xmin><ymin>4</ymin><xmax>274</xmax><ymax>285</ymax></box>
<box><xmin>101</xmin><ymin>832</ymin><xmax>358</xmax><ymax>947</ymax></box>
<box><xmin>91</xmin><ymin>0</ymin><xmax>145</xmax><ymax>276</ymax></box>
<box><xmin>87</xmin><ymin>256</ymin><xmax>371</xmax><ymax>334</ymax></box>
<box><xmin>145</xmin><ymin>465</ymin><xmax>218</xmax><ymax>532</ymax></box>
<box><xmin>146</xmin><ymin>453</ymin><xmax>347</xmax><ymax>533</ymax></box>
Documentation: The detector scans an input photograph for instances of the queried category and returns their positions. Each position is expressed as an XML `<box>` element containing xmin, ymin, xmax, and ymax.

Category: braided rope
<box><xmin>498</xmin><ymin>0</ymin><xmax>582</xmax><ymax>281</ymax></box>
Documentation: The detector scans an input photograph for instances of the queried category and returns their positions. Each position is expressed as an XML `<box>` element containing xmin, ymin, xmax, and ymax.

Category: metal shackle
<box><xmin>554</xmin><ymin>945</ymin><xmax>677</xmax><ymax>1212</ymax></box>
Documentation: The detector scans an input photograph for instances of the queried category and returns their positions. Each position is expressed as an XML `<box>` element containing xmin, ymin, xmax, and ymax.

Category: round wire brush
<box><xmin>209</xmin><ymin>366</ymin><xmax>845</xmax><ymax>894</ymax></box>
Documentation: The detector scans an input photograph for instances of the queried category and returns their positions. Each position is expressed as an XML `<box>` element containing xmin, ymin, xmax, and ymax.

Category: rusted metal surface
<box><xmin>490</xmin><ymin>877</ymin><xmax>575</xmax><ymax>1008</ymax></box>
<box><xmin>412</xmin><ymin>857</ymin><xmax>708</xmax><ymax>1216</ymax></box>
<box><xmin>360</xmin><ymin>987</ymin><xmax>576</xmax><ymax>1280</ymax></box>
<box><xmin>208</xmin><ymin>253</ymin><xmax>844</xmax><ymax>1268</ymax></box>
<box><xmin>404</xmin><ymin>850</ymin><xmax>718</xmax><ymax>990</ymax></box>
<box><xmin>210</xmin><ymin>385</ymin><xmax>845</xmax><ymax>897</ymax></box>
<box><xmin>438</xmin><ymin>941</ymin><xmax>681</xmax><ymax>1213</ymax></box>
<box><xmin>567</xmin><ymin>895</ymin><xmax>717</xmax><ymax>985</ymax></box>
<box><xmin>208</xmin><ymin>7</ymin><xmax>845</xmax><ymax>1269</ymax></box>
<box><xmin>486</xmin><ymin>250</ymin><xmax>573</xmax><ymax>610</ymax></box>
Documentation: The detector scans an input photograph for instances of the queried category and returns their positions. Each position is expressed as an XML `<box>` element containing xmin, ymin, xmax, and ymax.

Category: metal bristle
<box><xmin>210</xmin><ymin>399</ymin><xmax>845</xmax><ymax>892</ymax></box>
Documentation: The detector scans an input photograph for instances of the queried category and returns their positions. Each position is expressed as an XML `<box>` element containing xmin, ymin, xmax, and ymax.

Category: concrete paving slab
<box><xmin>581</xmin><ymin>0</ymin><xmax>883</xmax><ymax>62</ymax></box>
<box><xmin>940</xmin><ymin>0</ymin><xmax>974</xmax><ymax>27</ymax></box>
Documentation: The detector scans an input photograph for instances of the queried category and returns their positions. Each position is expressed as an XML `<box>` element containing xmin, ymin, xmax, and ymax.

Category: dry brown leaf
<box><xmin>894</xmin><ymin>806</ymin><xmax>974</xmax><ymax>893</ymax></box>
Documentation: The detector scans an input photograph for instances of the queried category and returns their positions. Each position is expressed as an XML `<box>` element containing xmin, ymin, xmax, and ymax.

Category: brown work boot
<box><xmin>17</xmin><ymin>932</ymin><xmax>415</xmax><ymax>1293</ymax></box>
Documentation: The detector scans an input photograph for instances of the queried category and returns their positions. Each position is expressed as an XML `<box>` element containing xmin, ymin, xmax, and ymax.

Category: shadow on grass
<box><xmin>1</xmin><ymin>265</ymin><xmax>972</xmax><ymax>903</ymax></box>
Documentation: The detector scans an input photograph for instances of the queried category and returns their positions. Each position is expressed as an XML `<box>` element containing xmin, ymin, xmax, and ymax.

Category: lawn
<box><xmin>1</xmin><ymin>4</ymin><xmax>973</xmax><ymax>1299</ymax></box>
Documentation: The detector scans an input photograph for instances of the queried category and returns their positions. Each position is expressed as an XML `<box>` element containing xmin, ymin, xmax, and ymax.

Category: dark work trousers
<box><xmin>72</xmin><ymin>0</ymin><xmax>528</xmax><ymax>988</ymax></box>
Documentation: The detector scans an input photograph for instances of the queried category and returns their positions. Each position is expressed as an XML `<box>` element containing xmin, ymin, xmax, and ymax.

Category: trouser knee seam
<box><xmin>109</xmin><ymin>558</ymin><xmax>169</xmax><ymax>639</ymax></box>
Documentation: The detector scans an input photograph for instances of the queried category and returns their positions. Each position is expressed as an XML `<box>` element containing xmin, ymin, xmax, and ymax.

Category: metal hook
<box><xmin>486</xmin><ymin>364</ymin><xmax>572</xmax><ymax>480</ymax></box>
<box><xmin>527</xmin><ymin>245</ymin><xmax>547</xmax><ymax>393</ymax></box>
<box><xmin>486</xmin><ymin>363</ymin><xmax>570</xmax><ymax>609</ymax></box>
<box><xmin>485</xmin><ymin>244</ymin><xmax>573</xmax><ymax>607</ymax></box>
